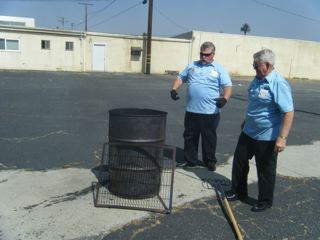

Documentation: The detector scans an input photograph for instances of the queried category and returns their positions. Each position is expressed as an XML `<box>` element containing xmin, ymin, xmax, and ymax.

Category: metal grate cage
<box><xmin>94</xmin><ymin>142</ymin><xmax>176</xmax><ymax>214</ymax></box>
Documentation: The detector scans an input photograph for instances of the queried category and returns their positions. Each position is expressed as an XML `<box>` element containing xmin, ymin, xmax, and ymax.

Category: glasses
<box><xmin>253</xmin><ymin>63</ymin><xmax>265</xmax><ymax>69</ymax></box>
<box><xmin>200</xmin><ymin>52</ymin><xmax>213</xmax><ymax>57</ymax></box>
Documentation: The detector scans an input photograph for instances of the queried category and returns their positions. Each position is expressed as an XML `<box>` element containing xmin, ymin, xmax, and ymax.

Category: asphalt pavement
<box><xmin>0</xmin><ymin>70</ymin><xmax>319</xmax><ymax>240</ymax></box>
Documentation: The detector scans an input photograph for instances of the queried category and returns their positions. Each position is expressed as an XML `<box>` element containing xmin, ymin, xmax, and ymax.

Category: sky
<box><xmin>1</xmin><ymin>0</ymin><xmax>320</xmax><ymax>42</ymax></box>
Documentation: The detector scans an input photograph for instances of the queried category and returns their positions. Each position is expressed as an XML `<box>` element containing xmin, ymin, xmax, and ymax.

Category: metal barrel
<box><xmin>108</xmin><ymin>108</ymin><xmax>167</xmax><ymax>199</ymax></box>
<box><xmin>108</xmin><ymin>108</ymin><xmax>167</xmax><ymax>144</ymax></box>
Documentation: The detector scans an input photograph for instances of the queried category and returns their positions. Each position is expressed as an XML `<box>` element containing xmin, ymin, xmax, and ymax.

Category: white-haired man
<box><xmin>226</xmin><ymin>49</ymin><xmax>294</xmax><ymax>212</ymax></box>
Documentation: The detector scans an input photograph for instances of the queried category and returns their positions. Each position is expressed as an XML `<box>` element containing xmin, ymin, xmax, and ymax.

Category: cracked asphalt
<box><xmin>102</xmin><ymin>176</ymin><xmax>320</xmax><ymax>240</ymax></box>
<box><xmin>0</xmin><ymin>70</ymin><xmax>319</xmax><ymax>240</ymax></box>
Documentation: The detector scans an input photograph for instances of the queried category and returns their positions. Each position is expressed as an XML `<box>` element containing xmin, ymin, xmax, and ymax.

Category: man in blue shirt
<box><xmin>170</xmin><ymin>41</ymin><xmax>232</xmax><ymax>171</ymax></box>
<box><xmin>226</xmin><ymin>49</ymin><xmax>294</xmax><ymax>212</ymax></box>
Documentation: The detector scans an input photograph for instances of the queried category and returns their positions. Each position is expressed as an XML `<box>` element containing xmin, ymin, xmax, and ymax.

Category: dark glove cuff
<box><xmin>170</xmin><ymin>89</ymin><xmax>179</xmax><ymax>100</ymax></box>
<box><xmin>216</xmin><ymin>97</ymin><xmax>227</xmax><ymax>108</ymax></box>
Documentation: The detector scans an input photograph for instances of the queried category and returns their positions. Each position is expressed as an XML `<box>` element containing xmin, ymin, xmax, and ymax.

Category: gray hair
<box><xmin>201</xmin><ymin>41</ymin><xmax>216</xmax><ymax>54</ymax></box>
<box><xmin>253</xmin><ymin>49</ymin><xmax>275</xmax><ymax>65</ymax></box>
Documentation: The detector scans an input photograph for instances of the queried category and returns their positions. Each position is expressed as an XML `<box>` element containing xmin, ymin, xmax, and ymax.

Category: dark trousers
<box><xmin>183</xmin><ymin>111</ymin><xmax>220</xmax><ymax>165</ymax></box>
<box><xmin>231</xmin><ymin>132</ymin><xmax>278</xmax><ymax>204</ymax></box>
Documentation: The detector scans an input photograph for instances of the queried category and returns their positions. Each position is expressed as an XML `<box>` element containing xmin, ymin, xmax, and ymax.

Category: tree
<box><xmin>240</xmin><ymin>23</ymin><xmax>251</xmax><ymax>35</ymax></box>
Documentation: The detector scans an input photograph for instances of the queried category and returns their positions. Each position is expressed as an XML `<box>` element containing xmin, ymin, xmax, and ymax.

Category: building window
<box><xmin>0</xmin><ymin>39</ymin><xmax>4</xmax><ymax>50</ymax></box>
<box><xmin>41</xmin><ymin>40</ymin><xmax>50</xmax><ymax>49</ymax></box>
<box><xmin>0</xmin><ymin>20</ymin><xmax>26</xmax><ymax>27</ymax></box>
<box><xmin>6</xmin><ymin>39</ymin><xmax>19</xmax><ymax>50</ymax></box>
<box><xmin>0</xmin><ymin>38</ymin><xmax>20</xmax><ymax>51</ymax></box>
<box><xmin>65</xmin><ymin>41</ymin><xmax>74</xmax><ymax>51</ymax></box>
<box><xmin>130</xmin><ymin>47</ymin><xmax>142</xmax><ymax>61</ymax></box>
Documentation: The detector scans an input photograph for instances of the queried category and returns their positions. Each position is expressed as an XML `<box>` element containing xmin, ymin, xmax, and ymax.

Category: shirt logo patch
<box><xmin>258</xmin><ymin>89</ymin><xmax>269</xmax><ymax>99</ymax></box>
<box><xmin>210</xmin><ymin>70</ymin><xmax>219</xmax><ymax>78</ymax></box>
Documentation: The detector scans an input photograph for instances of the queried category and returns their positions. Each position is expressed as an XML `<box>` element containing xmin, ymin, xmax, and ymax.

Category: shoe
<box><xmin>176</xmin><ymin>162</ymin><xmax>197</xmax><ymax>168</ymax></box>
<box><xmin>206</xmin><ymin>162</ymin><xmax>216</xmax><ymax>171</ymax></box>
<box><xmin>176</xmin><ymin>162</ymin><xmax>187</xmax><ymax>167</ymax></box>
<box><xmin>251</xmin><ymin>202</ymin><xmax>272</xmax><ymax>212</ymax></box>
<box><xmin>225</xmin><ymin>191</ymin><xmax>247</xmax><ymax>202</ymax></box>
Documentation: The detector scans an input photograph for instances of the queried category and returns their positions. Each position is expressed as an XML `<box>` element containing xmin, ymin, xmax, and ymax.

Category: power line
<box><xmin>73</xmin><ymin>0</ymin><xmax>116</xmax><ymax>28</ymax></box>
<box><xmin>87</xmin><ymin>0</ymin><xmax>117</xmax><ymax>18</ymax></box>
<box><xmin>251</xmin><ymin>0</ymin><xmax>320</xmax><ymax>23</ymax></box>
<box><xmin>155</xmin><ymin>6</ymin><xmax>190</xmax><ymax>32</ymax></box>
<box><xmin>89</xmin><ymin>1</ymin><xmax>143</xmax><ymax>29</ymax></box>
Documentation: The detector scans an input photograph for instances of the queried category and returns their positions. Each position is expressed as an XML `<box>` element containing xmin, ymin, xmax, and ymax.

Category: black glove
<box><xmin>170</xmin><ymin>89</ymin><xmax>180</xmax><ymax>101</ymax></box>
<box><xmin>214</xmin><ymin>97</ymin><xmax>227</xmax><ymax>108</ymax></box>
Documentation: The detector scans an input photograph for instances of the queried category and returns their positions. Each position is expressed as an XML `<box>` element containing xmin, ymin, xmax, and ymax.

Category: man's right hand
<box><xmin>214</xmin><ymin>97</ymin><xmax>227</xmax><ymax>108</ymax></box>
<box><xmin>170</xmin><ymin>90</ymin><xmax>180</xmax><ymax>100</ymax></box>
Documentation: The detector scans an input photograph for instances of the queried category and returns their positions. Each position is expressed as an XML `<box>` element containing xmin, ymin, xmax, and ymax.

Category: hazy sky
<box><xmin>1</xmin><ymin>0</ymin><xmax>319</xmax><ymax>42</ymax></box>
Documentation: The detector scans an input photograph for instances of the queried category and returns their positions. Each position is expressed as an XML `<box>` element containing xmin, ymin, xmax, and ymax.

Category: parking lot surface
<box><xmin>0</xmin><ymin>71</ymin><xmax>319</xmax><ymax>240</ymax></box>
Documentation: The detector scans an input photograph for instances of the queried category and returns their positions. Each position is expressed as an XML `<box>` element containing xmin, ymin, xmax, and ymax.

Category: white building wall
<box><xmin>0</xmin><ymin>26</ymin><xmax>319</xmax><ymax>80</ymax></box>
<box><xmin>190</xmin><ymin>31</ymin><xmax>320</xmax><ymax>80</ymax></box>
<box><xmin>85</xmin><ymin>33</ymin><xmax>191</xmax><ymax>74</ymax></box>
<box><xmin>0</xmin><ymin>15</ymin><xmax>35</xmax><ymax>27</ymax></box>
<box><xmin>26</xmin><ymin>34</ymin><xmax>83</xmax><ymax>71</ymax></box>
<box><xmin>150</xmin><ymin>37</ymin><xmax>190</xmax><ymax>74</ymax></box>
<box><xmin>0</xmin><ymin>28</ymin><xmax>84</xmax><ymax>71</ymax></box>
<box><xmin>85</xmin><ymin>34</ymin><xmax>144</xmax><ymax>73</ymax></box>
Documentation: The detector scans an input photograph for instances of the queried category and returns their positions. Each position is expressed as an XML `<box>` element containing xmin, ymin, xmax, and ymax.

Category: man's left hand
<box><xmin>215</xmin><ymin>97</ymin><xmax>227</xmax><ymax>108</ymax></box>
<box><xmin>274</xmin><ymin>137</ymin><xmax>286</xmax><ymax>152</ymax></box>
<box><xmin>170</xmin><ymin>90</ymin><xmax>180</xmax><ymax>101</ymax></box>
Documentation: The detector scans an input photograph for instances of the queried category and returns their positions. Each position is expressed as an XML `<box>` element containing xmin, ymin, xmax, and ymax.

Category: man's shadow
<box><xmin>175</xmin><ymin>146</ymin><xmax>256</xmax><ymax>207</ymax></box>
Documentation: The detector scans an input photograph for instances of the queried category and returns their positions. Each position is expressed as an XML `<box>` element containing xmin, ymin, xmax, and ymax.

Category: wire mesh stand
<box><xmin>94</xmin><ymin>142</ymin><xmax>176</xmax><ymax>214</ymax></box>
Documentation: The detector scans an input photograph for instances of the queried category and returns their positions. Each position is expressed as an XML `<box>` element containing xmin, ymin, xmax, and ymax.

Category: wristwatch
<box><xmin>278</xmin><ymin>135</ymin><xmax>287</xmax><ymax>140</ymax></box>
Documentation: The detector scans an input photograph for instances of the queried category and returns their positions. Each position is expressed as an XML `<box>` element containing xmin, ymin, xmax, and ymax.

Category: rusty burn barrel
<box><xmin>108</xmin><ymin>108</ymin><xmax>167</xmax><ymax>199</ymax></box>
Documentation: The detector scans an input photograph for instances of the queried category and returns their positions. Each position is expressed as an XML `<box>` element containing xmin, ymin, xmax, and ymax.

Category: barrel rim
<box><xmin>109</xmin><ymin>108</ymin><xmax>167</xmax><ymax>117</ymax></box>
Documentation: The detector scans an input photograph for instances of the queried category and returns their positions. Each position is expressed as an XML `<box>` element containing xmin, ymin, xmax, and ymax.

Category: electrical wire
<box><xmin>251</xmin><ymin>0</ymin><xmax>320</xmax><ymax>23</ymax></box>
<box><xmin>89</xmin><ymin>1</ymin><xmax>144</xmax><ymax>29</ymax></box>
<box><xmin>154</xmin><ymin>5</ymin><xmax>190</xmax><ymax>32</ymax></box>
<box><xmin>72</xmin><ymin>0</ymin><xmax>117</xmax><ymax>28</ymax></box>
<box><xmin>87</xmin><ymin>0</ymin><xmax>117</xmax><ymax>17</ymax></box>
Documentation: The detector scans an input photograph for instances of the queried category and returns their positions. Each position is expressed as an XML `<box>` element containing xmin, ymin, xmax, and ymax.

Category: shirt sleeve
<box><xmin>219</xmin><ymin>65</ymin><xmax>232</xmax><ymax>87</ymax></box>
<box><xmin>178</xmin><ymin>64</ymin><xmax>192</xmax><ymax>83</ymax></box>
<box><xmin>275</xmin><ymin>79</ymin><xmax>294</xmax><ymax>113</ymax></box>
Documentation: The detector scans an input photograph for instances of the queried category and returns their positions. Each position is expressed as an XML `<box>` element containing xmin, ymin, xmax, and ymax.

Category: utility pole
<box><xmin>145</xmin><ymin>0</ymin><xmax>153</xmax><ymax>74</ymax></box>
<box><xmin>79</xmin><ymin>2</ymin><xmax>93</xmax><ymax>32</ymax></box>
<box><xmin>58</xmin><ymin>17</ymin><xmax>68</xmax><ymax>29</ymax></box>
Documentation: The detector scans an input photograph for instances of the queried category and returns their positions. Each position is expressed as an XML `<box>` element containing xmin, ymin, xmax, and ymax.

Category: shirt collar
<box><xmin>196</xmin><ymin>60</ymin><xmax>216</xmax><ymax>67</ymax></box>
<box><xmin>264</xmin><ymin>70</ymin><xmax>276</xmax><ymax>83</ymax></box>
<box><xmin>255</xmin><ymin>69</ymin><xmax>276</xmax><ymax>83</ymax></box>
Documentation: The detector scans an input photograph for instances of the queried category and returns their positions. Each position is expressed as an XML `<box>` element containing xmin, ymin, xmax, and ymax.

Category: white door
<box><xmin>92</xmin><ymin>43</ymin><xmax>106</xmax><ymax>71</ymax></box>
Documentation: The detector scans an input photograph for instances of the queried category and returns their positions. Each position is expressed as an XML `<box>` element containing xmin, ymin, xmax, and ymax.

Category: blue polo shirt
<box><xmin>243</xmin><ymin>70</ymin><xmax>294</xmax><ymax>141</ymax></box>
<box><xmin>179</xmin><ymin>60</ymin><xmax>232</xmax><ymax>114</ymax></box>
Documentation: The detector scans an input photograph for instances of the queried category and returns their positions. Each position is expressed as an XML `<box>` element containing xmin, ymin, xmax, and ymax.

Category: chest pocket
<box><xmin>205</xmin><ymin>69</ymin><xmax>219</xmax><ymax>85</ymax></box>
<box><xmin>250</xmin><ymin>85</ymin><xmax>273</xmax><ymax>103</ymax></box>
<box><xmin>187</xmin><ymin>66</ymin><xmax>220</xmax><ymax>87</ymax></box>
<box><xmin>209</xmin><ymin>69</ymin><xmax>219</xmax><ymax>78</ymax></box>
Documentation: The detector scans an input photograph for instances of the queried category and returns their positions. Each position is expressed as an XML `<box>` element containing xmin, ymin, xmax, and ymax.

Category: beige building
<box><xmin>0</xmin><ymin>15</ymin><xmax>35</xmax><ymax>27</ymax></box>
<box><xmin>181</xmin><ymin>31</ymin><xmax>320</xmax><ymax>80</ymax></box>
<box><xmin>0</xmin><ymin>25</ymin><xmax>319</xmax><ymax>80</ymax></box>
